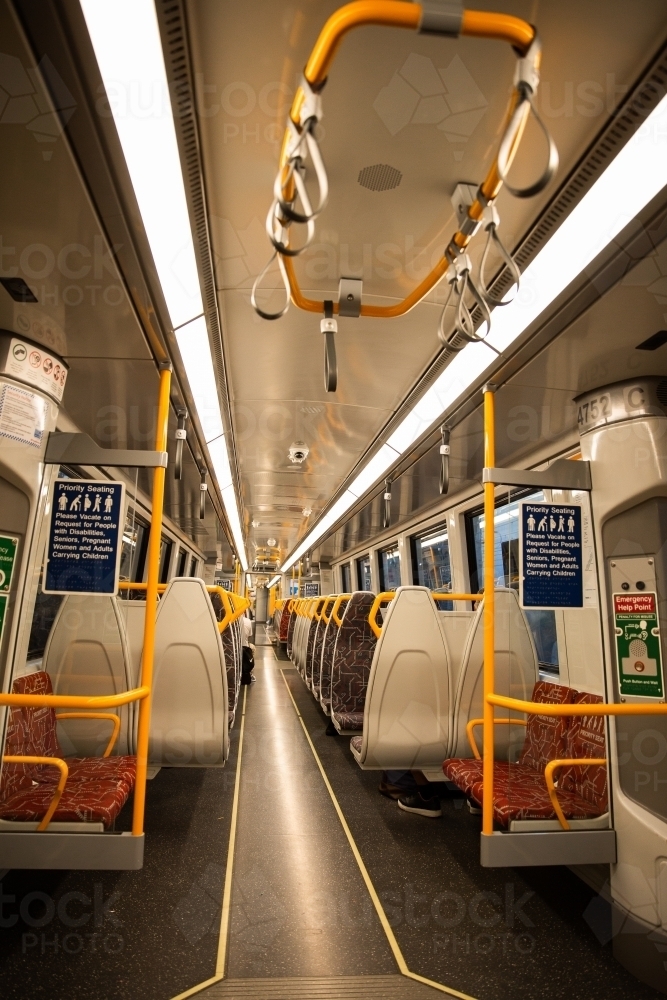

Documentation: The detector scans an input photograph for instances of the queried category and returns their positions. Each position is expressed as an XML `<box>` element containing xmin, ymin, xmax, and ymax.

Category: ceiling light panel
<box><xmin>81</xmin><ymin>0</ymin><xmax>247</xmax><ymax>568</ymax></box>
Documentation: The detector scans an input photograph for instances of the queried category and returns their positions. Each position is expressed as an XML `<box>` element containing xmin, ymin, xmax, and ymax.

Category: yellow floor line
<box><xmin>169</xmin><ymin>685</ymin><xmax>247</xmax><ymax>1000</ymax></box>
<box><xmin>279</xmin><ymin>669</ymin><xmax>478</xmax><ymax>1000</ymax></box>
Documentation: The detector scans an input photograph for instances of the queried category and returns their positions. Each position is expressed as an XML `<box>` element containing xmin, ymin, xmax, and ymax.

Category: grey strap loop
<box><xmin>275</xmin><ymin>125</ymin><xmax>329</xmax><ymax>224</ymax></box>
<box><xmin>419</xmin><ymin>0</ymin><xmax>463</xmax><ymax>36</ymax></box>
<box><xmin>322</xmin><ymin>300</ymin><xmax>337</xmax><ymax>392</ymax></box>
<box><xmin>251</xmin><ymin>251</ymin><xmax>291</xmax><ymax>320</ymax></box>
<box><xmin>479</xmin><ymin>222</ymin><xmax>521</xmax><ymax>308</ymax></box>
<box><xmin>266</xmin><ymin>166</ymin><xmax>315</xmax><ymax>256</ymax></box>
<box><xmin>497</xmin><ymin>86</ymin><xmax>559</xmax><ymax>199</ymax></box>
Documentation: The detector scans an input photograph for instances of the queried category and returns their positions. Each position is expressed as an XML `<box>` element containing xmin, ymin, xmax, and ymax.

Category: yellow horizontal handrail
<box><xmin>279</xmin><ymin>3</ymin><xmax>537</xmax><ymax>319</ymax></box>
<box><xmin>488</xmin><ymin>694</ymin><xmax>667</xmax><ymax>717</ymax></box>
<box><xmin>331</xmin><ymin>594</ymin><xmax>351</xmax><ymax>627</ymax></box>
<box><xmin>466</xmin><ymin>717</ymin><xmax>526</xmax><ymax>761</ymax></box>
<box><xmin>118</xmin><ymin>581</ymin><xmax>167</xmax><ymax>594</ymax></box>
<box><xmin>545</xmin><ymin>758</ymin><xmax>608</xmax><ymax>831</ymax></box>
<box><xmin>432</xmin><ymin>592</ymin><xmax>483</xmax><ymax>602</ymax></box>
<box><xmin>55</xmin><ymin>712</ymin><xmax>121</xmax><ymax>758</ymax></box>
<box><xmin>3</xmin><ymin>756</ymin><xmax>68</xmax><ymax>831</ymax></box>
<box><xmin>313</xmin><ymin>597</ymin><xmax>326</xmax><ymax>621</ymax></box>
<box><xmin>0</xmin><ymin>687</ymin><xmax>150</xmax><ymax>710</ymax></box>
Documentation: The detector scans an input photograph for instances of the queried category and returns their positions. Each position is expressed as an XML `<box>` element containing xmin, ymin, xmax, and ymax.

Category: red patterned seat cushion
<box><xmin>560</xmin><ymin>691</ymin><xmax>607</xmax><ymax>811</ymax></box>
<box><xmin>468</xmin><ymin>773</ymin><xmax>605</xmax><ymax>827</ymax></box>
<box><xmin>0</xmin><ymin>779</ymin><xmax>131</xmax><ymax>827</ymax></box>
<box><xmin>50</xmin><ymin>756</ymin><xmax>136</xmax><ymax>792</ymax></box>
<box><xmin>350</xmin><ymin>736</ymin><xmax>363</xmax><ymax>754</ymax></box>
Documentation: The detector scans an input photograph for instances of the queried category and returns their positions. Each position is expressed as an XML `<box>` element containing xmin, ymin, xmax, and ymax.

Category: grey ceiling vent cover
<box><xmin>358</xmin><ymin>164</ymin><xmax>402</xmax><ymax>192</ymax></box>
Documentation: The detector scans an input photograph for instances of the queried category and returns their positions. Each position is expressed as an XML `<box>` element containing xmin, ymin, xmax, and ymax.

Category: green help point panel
<box><xmin>0</xmin><ymin>534</ymin><xmax>18</xmax><ymax>593</ymax></box>
<box><xmin>614</xmin><ymin>592</ymin><xmax>664</xmax><ymax>699</ymax></box>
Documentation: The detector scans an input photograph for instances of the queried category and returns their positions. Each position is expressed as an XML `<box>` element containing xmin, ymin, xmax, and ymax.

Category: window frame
<box><xmin>378</xmin><ymin>542</ymin><xmax>401</xmax><ymax>592</ymax></box>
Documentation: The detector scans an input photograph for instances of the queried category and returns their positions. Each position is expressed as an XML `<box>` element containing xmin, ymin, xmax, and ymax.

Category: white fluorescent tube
<box><xmin>81</xmin><ymin>0</ymin><xmax>247</xmax><ymax>569</ymax></box>
<box><xmin>281</xmin><ymin>91</ymin><xmax>667</xmax><ymax>568</ymax></box>
<box><xmin>267</xmin><ymin>575</ymin><xmax>281</xmax><ymax>589</ymax></box>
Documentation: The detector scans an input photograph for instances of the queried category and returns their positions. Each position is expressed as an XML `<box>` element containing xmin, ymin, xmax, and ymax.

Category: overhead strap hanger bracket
<box><xmin>44</xmin><ymin>432</ymin><xmax>168</xmax><ymax>469</ymax></box>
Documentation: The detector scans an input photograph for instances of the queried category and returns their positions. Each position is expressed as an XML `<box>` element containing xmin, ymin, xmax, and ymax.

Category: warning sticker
<box><xmin>0</xmin><ymin>535</ymin><xmax>18</xmax><ymax>592</ymax></box>
<box><xmin>0</xmin><ymin>383</ymin><xmax>47</xmax><ymax>448</ymax></box>
<box><xmin>614</xmin><ymin>592</ymin><xmax>664</xmax><ymax>699</ymax></box>
<box><xmin>1</xmin><ymin>338</ymin><xmax>67</xmax><ymax>402</ymax></box>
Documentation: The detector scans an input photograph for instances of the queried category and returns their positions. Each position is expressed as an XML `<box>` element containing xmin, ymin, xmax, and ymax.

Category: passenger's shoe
<box><xmin>397</xmin><ymin>791</ymin><xmax>442</xmax><ymax>818</ymax></box>
<box><xmin>378</xmin><ymin>779</ymin><xmax>407</xmax><ymax>800</ymax></box>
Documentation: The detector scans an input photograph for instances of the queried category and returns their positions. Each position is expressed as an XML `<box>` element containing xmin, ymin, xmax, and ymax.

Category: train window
<box><xmin>176</xmin><ymin>547</ymin><xmax>188</xmax><ymax>576</ymax></box>
<box><xmin>379</xmin><ymin>545</ymin><xmax>400</xmax><ymax>591</ymax></box>
<box><xmin>159</xmin><ymin>537</ymin><xmax>173</xmax><ymax>584</ymax></box>
<box><xmin>465</xmin><ymin>492</ymin><xmax>559</xmax><ymax>674</ymax></box>
<box><xmin>189</xmin><ymin>555</ymin><xmax>198</xmax><ymax>577</ymax></box>
<box><xmin>341</xmin><ymin>562</ymin><xmax>352</xmax><ymax>592</ymax></box>
<box><xmin>357</xmin><ymin>554</ymin><xmax>372</xmax><ymax>591</ymax></box>
<box><xmin>411</xmin><ymin>523</ymin><xmax>453</xmax><ymax>609</ymax></box>
<box><xmin>119</xmin><ymin>511</ymin><xmax>149</xmax><ymax>583</ymax></box>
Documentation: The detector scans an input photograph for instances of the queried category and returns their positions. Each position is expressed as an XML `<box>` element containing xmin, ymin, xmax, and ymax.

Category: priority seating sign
<box><xmin>44</xmin><ymin>480</ymin><xmax>125</xmax><ymax>595</ymax></box>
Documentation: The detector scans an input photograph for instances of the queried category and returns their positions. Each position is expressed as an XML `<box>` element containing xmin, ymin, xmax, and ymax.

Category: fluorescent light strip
<box><xmin>281</xmin><ymin>92</ymin><xmax>667</xmax><ymax>572</ymax></box>
<box><xmin>81</xmin><ymin>0</ymin><xmax>247</xmax><ymax>570</ymax></box>
<box><xmin>267</xmin><ymin>575</ymin><xmax>281</xmax><ymax>589</ymax></box>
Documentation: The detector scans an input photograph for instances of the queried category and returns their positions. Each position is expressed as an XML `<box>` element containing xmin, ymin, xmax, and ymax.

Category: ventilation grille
<box><xmin>656</xmin><ymin>379</ymin><xmax>667</xmax><ymax>406</ymax></box>
<box><xmin>156</xmin><ymin>0</ymin><xmax>241</xmax><ymax>540</ymax></box>
<box><xmin>358</xmin><ymin>163</ymin><xmax>402</xmax><ymax>192</ymax></box>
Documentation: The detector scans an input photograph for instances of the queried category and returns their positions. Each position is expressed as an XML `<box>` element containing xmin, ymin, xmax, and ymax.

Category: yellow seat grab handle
<box><xmin>331</xmin><ymin>594</ymin><xmax>351</xmax><ymax>626</ymax></box>
<box><xmin>321</xmin><ymin>595</ymin><xmax>337</xmax><ymax>624</ymax></box>
<box><xmin>367</xmin><ymin>592</ymin><xmax>396</xmax><ymax>639</ymax></box>
<box><xmin>465</xmin><ymin>717</ymin><xmax>526</xmax><ymax>761</ymax></box>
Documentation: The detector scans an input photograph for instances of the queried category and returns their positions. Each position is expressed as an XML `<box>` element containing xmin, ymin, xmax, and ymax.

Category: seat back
<box><xmin>286</xmin><ymin>607</ymin><xmax>297</xmax><ymax>657</ymax></box>
<box><xmin>1</xmin><ymin>672</ymin><xmax>59</xmax><ymax>800</ymax></box>
<box><xmin>330</xmin><ymin>592</ymin><xmax>377</xmax><ymax>732</ymax></box>
<box><xmin>517</xmin><ymin>680</ymin><xmax>573</xmax><ymax>773</ymax></box>
<box><xmin>308</xmin><ymin>613</ymin><xmax>327</xmax><ymax>695</ymax></box>
<box><xmin>450</xmin><ymin>588</ymin><xmax>539</xmax><ymax>760</ymax></box>
<box><xmin>560</xmin><ymin>690</ymin><xmax>607</xmax><ymax>811</ymax></box>
<box><xmin>44</xmin><ymin>594</ymin><xmax>133</xmax><ymax>755</ymax></box>
<box><xmin>437</xmin><ymin>610</ymin><xmax>475</xmax><ymax>697</ymax></box>
<box><xmin>356</xmin><ymin>587</ymin><xmax>451</xmax><ymax>769</ymax></box>
<box><xmin>150</xmin><ymin>578</ymin><xmax>229</xmax><ymax>766</ymax></box>
<box><xmin>221</xmin><ymin>625</ymin><xmax>237</xmax><ymax>726</ymax></box>
<box><xmin>304</xmin><ymin>611</ymin><xmax>321</xmax><ymax>688</ymax></box>
<box><xmin>319</xmin><ymin>598</ymin><xmax>348</xmax><ymax>713</ymax></box>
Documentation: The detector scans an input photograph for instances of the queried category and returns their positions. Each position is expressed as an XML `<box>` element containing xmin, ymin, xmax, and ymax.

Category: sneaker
<box><xmin>397</xmin><ymin>791</ymin><xmax>442</xmax><ymax>818</ymax></box>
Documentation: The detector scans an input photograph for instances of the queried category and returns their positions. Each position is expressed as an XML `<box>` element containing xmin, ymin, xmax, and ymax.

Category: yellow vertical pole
<box><xmin>297</xmin><ymin>560</ymin><xmax>302</xmax><ymax>597</ymax></box>
<box><xmin>132</xmin><ymin>362</ymin><xmax>172</xmax><ymax>837</ymax></box>
<box><xmin>482</xmin><ymin>383</ymin><xmax>496</xmax><ymax>838</ymax></box>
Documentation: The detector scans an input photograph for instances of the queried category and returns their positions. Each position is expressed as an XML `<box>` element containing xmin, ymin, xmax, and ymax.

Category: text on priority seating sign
<box><xmin>520</xmin><ymin>502</ymin><xmax>583</xmax><ymax>608</ymax></box>
<box><xmin>44</xmin><ymin>480</ymin><xmax>125</xmax><ymax>595</ymax></box>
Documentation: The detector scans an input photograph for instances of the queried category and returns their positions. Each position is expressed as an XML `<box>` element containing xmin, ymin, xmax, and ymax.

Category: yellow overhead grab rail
<box><xmin>254</xmin><ymin>0</ymin><xmax>557</xmax><ymax>333</ymax></box>
<box><xmin>479</xmin><ymin>386</ymin><xmax>667</xmax><ymax>839</ymax></box>
<box><xmin>368</xmin><ymin>590</ymin><xmax>483</xmax><ymax>638</ymax></box>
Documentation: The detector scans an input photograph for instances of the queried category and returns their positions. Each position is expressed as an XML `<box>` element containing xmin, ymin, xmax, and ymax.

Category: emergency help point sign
<box><xmin>44</xmin><ymin>480</ymin><xmax>125</xmax><ymax>595</ymax></box>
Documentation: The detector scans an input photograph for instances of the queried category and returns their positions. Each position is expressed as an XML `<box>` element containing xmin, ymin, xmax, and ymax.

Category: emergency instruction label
<box><xmin>614</xmin><ymin>592</ymin><xmax>664</xmax><ymax>700</ymax></box>
<box><xmin>44</xmin><ymin>480</ymin><xmax>125</xmax><ymax>595</ymax></box>
<box><xmin>520</xmin><ymin>502</ymin><xmax>583</xmax><ymax>608</ymax></box>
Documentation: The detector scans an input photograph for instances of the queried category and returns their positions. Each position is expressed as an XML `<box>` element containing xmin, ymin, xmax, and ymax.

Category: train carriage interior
<box><xmin>3</xmin><ymin>0</ymin><xmax>667</xmax><ymax>997</ymax></box>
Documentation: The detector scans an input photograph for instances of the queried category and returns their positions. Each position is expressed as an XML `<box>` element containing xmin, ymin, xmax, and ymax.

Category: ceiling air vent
<box><xmin>656</xmin><ymin>379</ymin><xmax>667</xmax><ymax>406</ymax></box>
<box><xmin>637</xmin><ymin>330</ymin><xmax>667</xmax><ymax>351</ymax></box>
<box><xmin>357</xmin><ymin>164</ymin><xmax>402</xmax><ymax>192</ymax></box>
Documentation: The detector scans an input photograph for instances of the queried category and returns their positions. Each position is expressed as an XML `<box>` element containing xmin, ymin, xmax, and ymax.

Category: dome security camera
<box><xmin>288</xmin><ymin>441</ymin><xmax>309</xmax><ymax>464</ymax></box>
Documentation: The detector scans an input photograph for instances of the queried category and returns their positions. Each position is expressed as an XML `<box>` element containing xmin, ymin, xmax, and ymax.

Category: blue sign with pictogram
<box><xmin>44</xmin><ymin>480</ymin><xmax>125</xmax><ymax>595</ymax></box>
<box><xmin>520</xmin><ymin>502</ymin><xmax>583</xmax><ymax>609</ymax></box>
